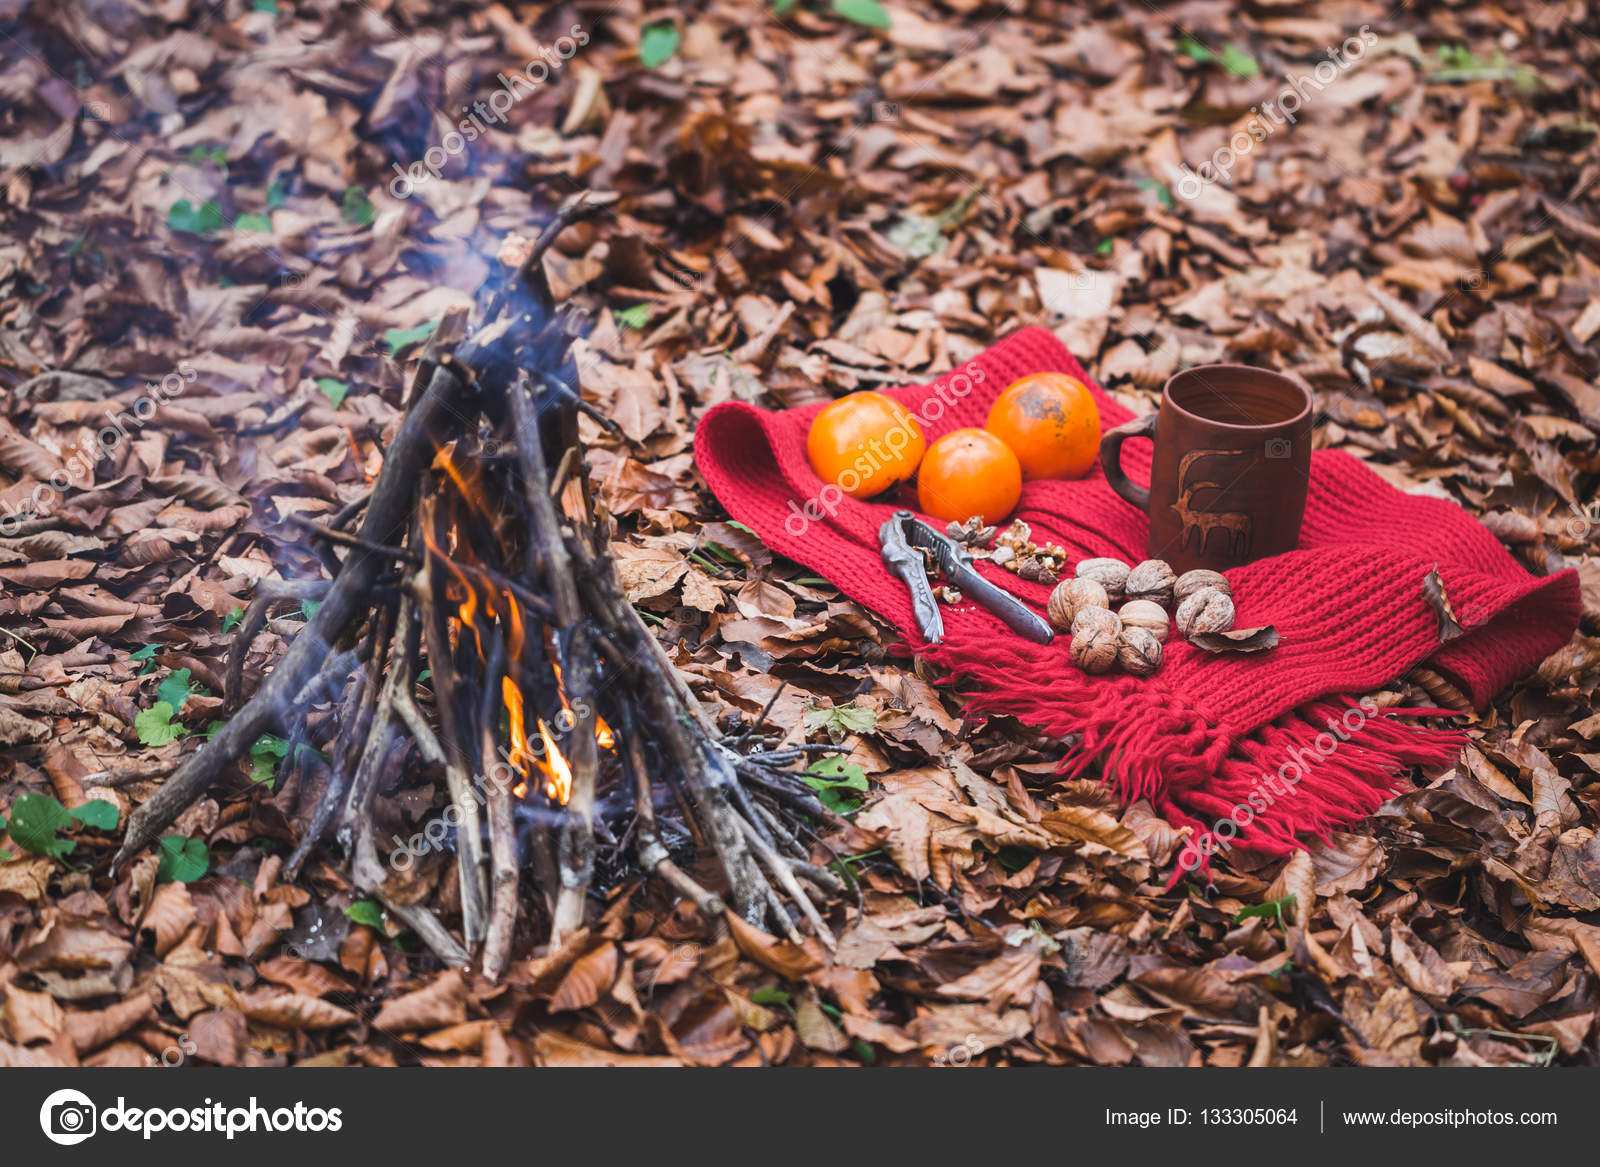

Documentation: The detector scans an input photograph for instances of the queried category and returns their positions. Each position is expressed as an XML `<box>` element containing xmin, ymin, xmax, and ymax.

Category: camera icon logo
<box><xmin>1264</xmin><ymin>438</ymin><xmax>1292</xmax><ymax>459</ymax></box>
<box><xmin>39</xmin><ymin>1088</ymin><xmax>97</xmax><ymax>1146</ymax></box>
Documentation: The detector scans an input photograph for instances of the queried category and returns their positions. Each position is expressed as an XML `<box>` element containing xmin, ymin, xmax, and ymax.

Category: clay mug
<box><xmin>1100</xmin><ymin>365</ymin><xmax>1313</xmax><ymax>574</ymax></box>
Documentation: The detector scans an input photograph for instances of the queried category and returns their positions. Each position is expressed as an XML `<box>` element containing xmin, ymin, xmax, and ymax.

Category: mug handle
<box><xmin>1100</xmin><ymin>413</ymin><xmax>1157</xmax><ymax>513</ymax></box>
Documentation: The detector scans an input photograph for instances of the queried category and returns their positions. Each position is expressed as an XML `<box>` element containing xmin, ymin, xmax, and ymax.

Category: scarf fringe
<box><xmin>926</xmin><ymin>627</ymin><xmax>1465</xmax><ymax>879</ymax></box>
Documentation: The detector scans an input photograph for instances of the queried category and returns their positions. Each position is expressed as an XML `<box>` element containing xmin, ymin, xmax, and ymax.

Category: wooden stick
<box><xmin>479</xmin><ymin>630</ymin><xmax>522</xmax><ymax>980</ymax></box>
<box><xmin>623</xmin><ymin>707</ymin><xmax>723</xmax><ymax>918</ymax></box>
<box><xmin>509</xmin><ymin>374</ymin><xmax>599</xmax><ymax>945</ymax></box>
<box><xmin>387</xmin><ymin>587</ymin><xmax>488</xmax><ymax>945</ymax></box>
<box><xmin>416</xmin><ymin>510</ymin><xmax>495</xmax><ymax>943</ymax></box>
<box><xmin>563</xmin><ymin>532</ymin><xmax>768</xmax><ymax>922</ymax></box>
<box><xmin>224</xmin><ymin>578</ymin><xmax>334</xmax><ymax>710</ymax></box>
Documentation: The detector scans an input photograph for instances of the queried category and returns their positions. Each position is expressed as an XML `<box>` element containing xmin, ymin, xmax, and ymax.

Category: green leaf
<box><xmin>1219</xmin><ymin>44</ymin><xmax>1260</xmax><ymax>77</ymax></box>
<box><xmin>167</xmin><ymin>199</ymin><xmax>224</xmax><ymax>235</ymax></box>
<box><xmin>802</xmin><ymin>701</ymin><xmax>878</xmax><ymax>742</ymax></box>
<box><xmin>1096</xmin><ymin>238</ymin><xmax>1114</xmax><ymax>256</ymax></box>
<box><xmin>156</xmin><ymin>835</ymin><xmax>210</xmax><ymax>883</ymax></box>
<box><xmin>1136</xmin><ymin>178</ymin><xmax>1173</xmax><ymax>209</ymax></box>
<box><xmin>1176</xmin><ymin>35</ymin><xmax>1214</xmax><ymax>62</ymax></box>
<box><xmin>773</xmin><ymin>0</ymin><xmax>798</xmax><ymax>14</ymax></box>
<box><xmin>6</xmin><ymin>794</ymin><xmax>77</xmax><ymax>858</ymax></box>
<box><xmin>234</xmin><ymin>212</ymin><xmax>272</xmax><ymax>233</ymax></box>
<box><xmin>135</xmin><ymin>702</ymin><xmax>184</xmax><ymax>747</ymax></box>
<box><xmin>615</xmin><ymin>303</ymin><xmax>653</xmax><ymax>329</ymax></box>
<box><xmin>639</xmin><ymin>23</ymin><xmax>681</xmax><ymax>68</ymax></box>
<box><xmin>222</xmin><ymin>607</ymin><xmax>244</xmax><ymax>633</ymax></box>
<box><xmin>886</xmin><ymin>214</ymin><xmax>946</xmax><ymax>260</ymax></box>
<box><xmin>266</xmin><ymin>175</ymin><xmax>290</xmax><ymax>208</ymax></box>
<box><xmin>130</xmin><ymin>644</ymin><xmax>160</xmax><ymax>673</ymax></box>
<box><xmin>342</xmin><ymin>186</ymin><xmax>375</xmax><ymax>226</ymax></box>
<box><xmin>70</xmin><ymin>800</ymin><xmax>119</xmax><ymax>831</ymax></box>
<box><xmin>345</xmin><ymin>900</ymin><xmax>386</xmax><ymax>929</ymax></box>
<box><xmin>750</xmin><ymin>985</ymin><xmax>792</xmax><ymax>1008</ymax></box>
<box><xmin>832</xmin><ymin>0</ymin><xmax>889</xmax><ymax>29</ymax></box>
<box><xmin>156</xmin><ymin>667</ymin><xmax>200</xmax><ymax>712</ymax></box>
<box><xmin>803</xmin><ymin>755</ymin><xmax>870</xmax><ymax>792</ymax></box>
<box><xmin>1429</xmin><ymin>46</ymin><xmax>1538</xmax><ymax>93</ymax></box>
<box><xmin>248</xmin><ymin>734</ymin><xmax>291</xmax><ymax>788</ymax></box>
<box><xmin>1235</xmin><ymin>893</ymin><xmax>1297</xmax><ymax>926</ymax></box>
<box><xmin>316</xmin><ymin>376</ymin><xmax>349</xmax><ymax>407</ymax></box>
<box><xmin>252</xmin><ymin>0</ymin><xmax>277</xmax><ymax>11</ymax></box>
<box><xmin>185</xmin><ymin>145</ymin><xmax>228</xmax><ymax>169</ymax></box>
<box><xmin>383</xmin><ymin>321</ymin><xmax>437</xmax><ymax>356</ymax></box>
<box><xmin>300</xmin><ymin>598</ymin><xmax>323</xmax><ymax>620</ymax></box>
<box><xmin>802</xmin><ymin>756</ymin><xmax>870</xmax><ymax>814</ymax></box>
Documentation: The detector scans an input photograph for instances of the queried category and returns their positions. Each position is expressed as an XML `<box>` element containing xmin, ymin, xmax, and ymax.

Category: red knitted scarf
<box><xmin>694</xmin><ymin>328</ymin><xmax>1581</xmax><ymax>866</ymax></box>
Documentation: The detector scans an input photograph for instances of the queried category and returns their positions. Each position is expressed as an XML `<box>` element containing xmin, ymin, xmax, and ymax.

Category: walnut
<box><xmin>1015</xmin><ymin>556</ymin><xmax>1058</xmax><ymax>585</ymax></box>
<box><xmin>946</xmin><ymin>516</ymin><xmax>996</xmax><ymax>548</ymax></box>
<box><xmin>996</xmin><ymin>519</ymin><xmax>1032</xmax><ymax>550</ymax></box>
<box><xmin>1070</xmin><ymin>605</ymin><xmax>1122</xmax><ymax>638</ymax></box>
<box><xmin>1118</xmin><ymin>627</ymin><xmax>1164</xmax><ymax>676</ymax></box>
<box><xmin>1175</xmin><ymin>569</ymin><xmax>1231</xmax><ymax>602</ymax></box>
<box><xmin>1075</xmin><ymin>557</ymin><xmax>1130</xmax><ymax>601</ymax></box>
<box><xmin>1176</xmin><ymin>587</ymin><xmax>1236</xmax><ymax>638</ymax></box>
<box><xmin>1125</xmin><ymin>559</ymin><xmax>1176</xmax><ymax>607</ymax></box>
<box><xmin>1047</xmin><ymin>578</ymin><xmax>1108</xmax><ymax>632</ymax></box>
<box><xmin>1117</xmin><ymin>599</ymin><xmax>1170</xmax><ymax>642</ymax></box>
<box><xmin>1070</xmin><ymin>625</ymin><xmax>1119</xmax><ymax>675</ymax></box>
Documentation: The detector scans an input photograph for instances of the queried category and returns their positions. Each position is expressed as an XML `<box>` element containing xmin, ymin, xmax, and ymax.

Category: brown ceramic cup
<box><xmin>1100</xmin><ymin>365</ymin><xmax>1313</xmax><ymax>574</ymax></box>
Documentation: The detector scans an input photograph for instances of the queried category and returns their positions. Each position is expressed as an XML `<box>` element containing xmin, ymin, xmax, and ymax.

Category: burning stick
<box><xmin>508</xmin><ymin>371</ymin><xmax>598</xmax><ymax>948</ymax></box>
<box><xmin>114</xmin><ymin>200</ymin><xmax>846</xmax><ymax>975</ymax></box>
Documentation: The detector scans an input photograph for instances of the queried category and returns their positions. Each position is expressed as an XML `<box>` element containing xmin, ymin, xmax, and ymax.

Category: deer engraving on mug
<box><xmin>1170</xmin><ymin>449</ymin><xmax>1252</xmax><ymax>559</ymax></box>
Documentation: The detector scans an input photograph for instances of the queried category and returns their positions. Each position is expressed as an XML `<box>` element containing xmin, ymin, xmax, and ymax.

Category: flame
<box><xmin>344</xmin><ymin>427</ymin><xmax>374</xmax><ymax>483</ymax></box>
<box><xmin>502</xmin><ymin>674</ymin><xmax>537</xmax><ymax>776</ymax></box>
<box><xmin>537</xmin><ymin>718</ymin><xmax>573</xmax><ymax>803</ymax></box>
<box><xmin>418</xmin><ymin>448</ymin><xmax>600</xmax><ymax>807</ymax></box>
<box><xmin>505</xmin><ymin>592</ymin><xmax>525</xmax><ymax>661</ymax></box>
<box><xmin>501</xmin><ymin>675</ymin><xmax>570</xmax><ymax>804</ymax></box>
<box><xmin>433</xmin><ymin>442</ymin><xmax>493</xmax><ymax>517</ymax></box>
<box><xmin>546</xmin><ymin>637</ymin><xmax>615</xmax><ymax>750</ymax></box>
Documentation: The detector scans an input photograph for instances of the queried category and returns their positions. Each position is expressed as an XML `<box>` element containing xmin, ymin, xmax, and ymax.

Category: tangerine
<box><xmin>806</xmin><ymin>391</ymin><xmax>925</xmax><ymax>498</ymax></box>
<box><xmin>916</xmin><ymin>428</ymin><xmax>1022</xmax><ymax>525</ymax></box>
<box><xmin>984</xmin><ymin>373</ymin><xmax>1101</xmax><ymax>480</ymax></box>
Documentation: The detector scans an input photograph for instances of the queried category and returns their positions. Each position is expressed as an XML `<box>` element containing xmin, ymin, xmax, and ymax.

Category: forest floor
<box><xmin>1</xmin><ymin>0</ymin><xmax>1598</xmax><ymax>1066</ymax></box>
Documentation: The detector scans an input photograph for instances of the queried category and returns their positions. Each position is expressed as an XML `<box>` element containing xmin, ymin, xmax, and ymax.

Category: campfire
<box><xmin>113</xmin><ymin>200</ymin><xmax>844</xmax><ymax>978</ymax></box>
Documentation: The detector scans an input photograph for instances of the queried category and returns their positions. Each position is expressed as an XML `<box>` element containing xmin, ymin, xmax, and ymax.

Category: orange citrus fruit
<box><xmin>806</xmin><ymin>391</ymin><xmax>925</xmax><ymax>498</ymax></box>
<box><xmin>984</xmin><ymin>372</ymin><xmax>1101</xmax><ymax>480</ymax></box>
<box><xmin>917</xmin><ymin>428</ymin><xmax>1022</xmax><ymax>525</ymax></box>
